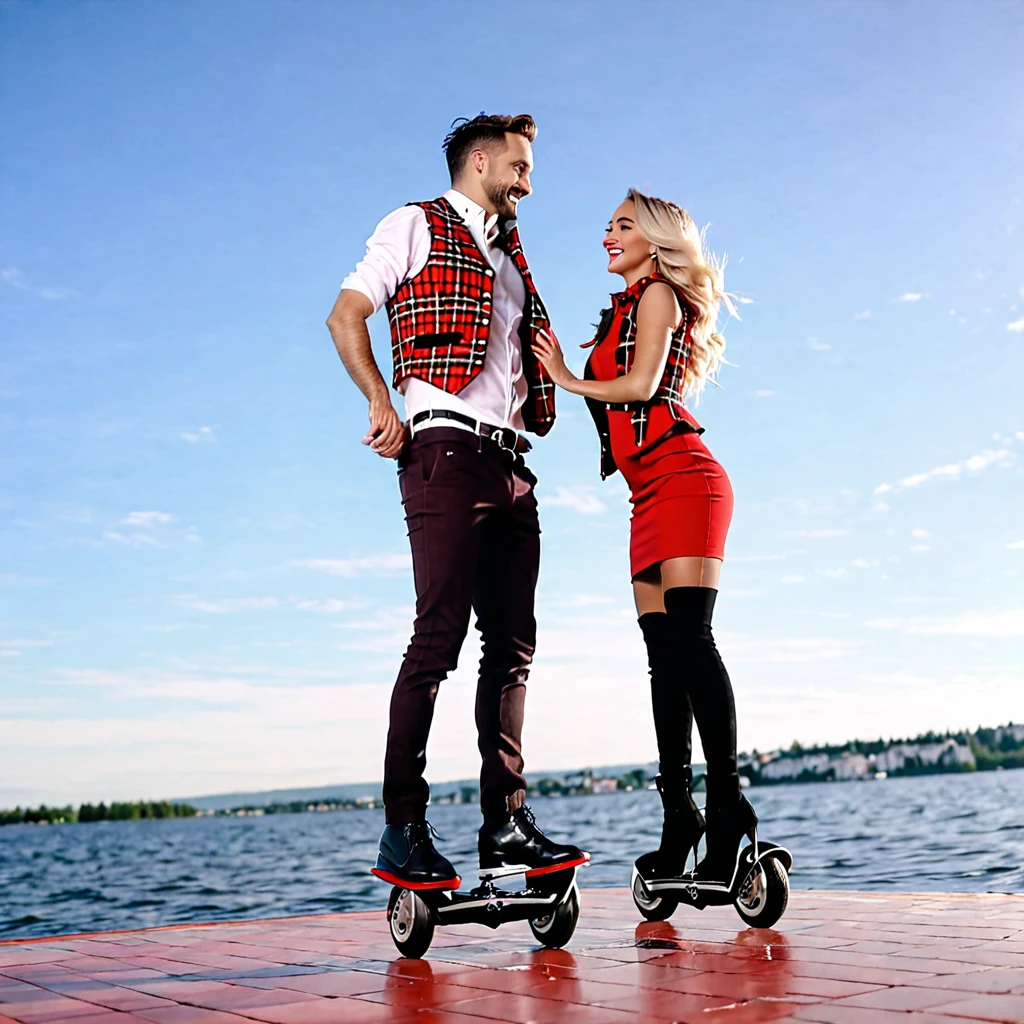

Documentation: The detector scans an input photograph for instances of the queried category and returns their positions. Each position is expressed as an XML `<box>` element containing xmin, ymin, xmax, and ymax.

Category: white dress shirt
<box><xmin>341</xmin><ymin>189</ymin><xmax>528</xmax><ymax>432</ymax></box>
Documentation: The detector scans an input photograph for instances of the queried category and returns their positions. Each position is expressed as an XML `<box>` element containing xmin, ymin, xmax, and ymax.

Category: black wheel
<box><xmin>735</xmin><ymin>855</ymin><xmax>789</xmax><ymax>929</ymax></box>
<box><xmin>631</xmin><ymin>866</ymin><xmax>678</xmax><ymax>922</ymax></box>
<box><xmin>529</xmin><ymin>882</ymin><xmax>580</xmax><ymax>948</ymax></box>
<box><xmin>387</xmin><ymin>886</ymin><xmax>435</xmax><ymax>959</ymax></box>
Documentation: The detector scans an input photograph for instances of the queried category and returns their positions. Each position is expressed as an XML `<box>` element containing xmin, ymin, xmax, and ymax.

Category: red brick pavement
<box><xmin>1</xmin><ymin>890</ymin><xmax>1021</xmax><ymax>1023</ymax></box>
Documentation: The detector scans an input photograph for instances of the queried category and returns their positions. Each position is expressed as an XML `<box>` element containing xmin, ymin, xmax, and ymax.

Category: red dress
<box><xmin>584</xmin><ymin>276</ymin><xmax>734</xmax><ymax>577</ymax></box>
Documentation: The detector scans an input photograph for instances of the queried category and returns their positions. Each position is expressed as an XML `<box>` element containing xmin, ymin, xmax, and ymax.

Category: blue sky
<box><xmin>1</xmin><ymin>1</ymin><xmax>1022</xmax><ymax>806</ymax></box>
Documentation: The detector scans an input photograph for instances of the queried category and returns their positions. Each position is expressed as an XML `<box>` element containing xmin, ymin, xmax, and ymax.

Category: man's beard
<box><xmin>484</xmin><ymin>179</ymin><xmax>519</xmax><ymax>220</ymax></box>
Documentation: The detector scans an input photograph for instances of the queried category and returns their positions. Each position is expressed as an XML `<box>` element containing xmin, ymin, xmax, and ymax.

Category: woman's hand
<box><xmin>532</xmin><ymin>329</ymin><xmax>579</xmax><ymax>391</ymax></box>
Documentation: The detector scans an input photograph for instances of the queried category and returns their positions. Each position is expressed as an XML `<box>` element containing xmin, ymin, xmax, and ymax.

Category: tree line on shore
<box><xmin>766</xmin><ymin>725</ymin><xmax>1024</xmax><ymax>771</ymax></box>
<box><xmin>0</xmin><ymin>800</ymin><xmax>197</xmax><ymax>826</ymax></box>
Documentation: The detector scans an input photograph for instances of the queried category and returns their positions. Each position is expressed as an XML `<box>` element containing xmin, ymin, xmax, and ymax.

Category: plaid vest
<box><xmin>385</xmin><ymin>197</ymin><xmax>555</xmax><ymax>436</ymax></box>
<box><xmin>583</xmin><ymin>274</ymin><xmax>701</xmax><ymax>478</ymax></box>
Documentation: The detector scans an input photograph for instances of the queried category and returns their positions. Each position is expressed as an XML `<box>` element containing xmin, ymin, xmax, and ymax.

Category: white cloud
<box><xmin>335</xmin><ymin>606</ymin><xmax>416</xmax><ymax>652</ymax></box>
<box><xmin>785</xmin><ymin>529</ymin><xmax>848</xmax><ymax>538</ymax></box>
<box><xmin>1007</xmin><ymin>316</ymin><xmax>1024</xmax><ymax>333</ymax></box>
<box><xmin>897</xmin><ymin>292</ymin><xmax>928</xmax><ymax>302</ymax></box>
<box><xmin>910</xmin><ymin>544</ymin><xmax>931</xmax><ymax>552</ymax></box>
<box><xmin>755</xmin><ymin>389</ymin><xmax>775</xmax><ymax>398</ymax></box>
<box><xmin>0</xmin><ymin>639</ymin><xmax>55</xmax><ymax>658</ymax></box>
<box><xmin>290</xmin><ymin>554</ymin><xmax>411</xmax><ymax>577</ymax></box>
<box><xmin>541</xmin><ymin>485</ymin><xmax>607</xmax><ymax>515</ymax></box>
<box><xmin>1</xmin><ymin>266</ymin><xmax>73</xmax><ymax>301</ymax></box>
<box><xmin>866</xmin><ymin>608</ymin><xmax>1024</xmax><ymax>638</ymax></box>
<box><xmin>102</xmin><ymin>511</ymin><xmax>196</xmax><ymax>550</ymax></box>
<box><xmin>819</xmin><ymin>568</ymin><xmax>846</xmax><ymax>578</ymax></box>
<box><xmin>719</xmin><ymin>632</ymin><xmax>857</xmax><ymax>663</ymax></box>
<box><xmin>1008</xmin><ymin>540</ymin><xmax>1024</xmax><ymax>550</ymax></box>
<box><xmin>103</xmin><ymin>531</ymin><xmax>163</xmax><ymax>549</ymax></box>
<box><xmin>911</xmin><ymin>529</ymin><xmax>931</xmax><ymax>538</ymax></box>
<box><xmin>178</xmin><ymin>596</ymin><xmax>280</xmax><ymax>614</ymax></box>
<box><xmin>807</xmin><ymin>337</ymin><xmax>832</xmax><ymax>350</ymax></box>
<box><xmin>559</xmin><ymin>594</ymin><xmax>615</xmax><ymax>608</ymax></box>
<box><xmin>293</xmin><ymin>598</ymin><xmax>364</xmax><ymax>614</ymax></box>
<box><xmin>856</xmin><ymin>671</ymin><xmax>936</xmax><ymax>689</ymax></box>
<box><xmin>874</xmin><ymin>447</ymin><xmax>1013</xmax><ymax>494</ymax></box>
<box><xmin>123</xmin><ymin>511</ymin><xmax>174</xmax><ymax>528</ymax></box>
<box><xmin>180</xmin><ymin>426</ymin><xmax>216</xmax><ymax>444</ymax></box>
<box><xmin>781</xmin><ymin>575</ymin><xmax>806</xmax><ymax>584</ymax></box>
<box><xmin>853</xmin><ymin>311</ymin><xmax>871</xmax><ymax>321</ymax></box>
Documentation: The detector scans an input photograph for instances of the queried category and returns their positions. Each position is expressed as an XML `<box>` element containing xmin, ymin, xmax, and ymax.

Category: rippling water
<box><xmin>1</xmin><ymin>770</ymin><xmax>1021</xmax><ymax>940</ymax></box>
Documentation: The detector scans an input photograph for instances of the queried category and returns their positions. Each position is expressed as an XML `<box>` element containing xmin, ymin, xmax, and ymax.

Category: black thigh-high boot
<box><xmin>663</xmin><ymin>587</ymin><xmax>757</xmax><ymax>887</ymax></box>
<box><xmin>636</xmin><ymin>612</ymin><xmax>704</xmax><ymax>876</ymax></box>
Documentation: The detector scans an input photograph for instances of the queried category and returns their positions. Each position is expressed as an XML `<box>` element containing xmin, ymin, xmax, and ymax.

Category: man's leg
<box><xmin>473</xmin><ymin>455</ymin><xmax>587</xmax><ymax>875</ymax></box>
<box><xmin>382</xmin><ymin>433</ymin><xmax>484</xmax><ymax>825</ymax></box>
<box><xmin>472</xmin><ymin>457</ymin><xmax>539</xmax><ymax>821</ymax></box>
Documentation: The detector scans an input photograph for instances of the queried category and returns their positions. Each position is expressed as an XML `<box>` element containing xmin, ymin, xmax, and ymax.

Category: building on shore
<box><xmin>748</xmin><ymin>738</ymin><xmax>975</xmax><ymax>786</ymax></box>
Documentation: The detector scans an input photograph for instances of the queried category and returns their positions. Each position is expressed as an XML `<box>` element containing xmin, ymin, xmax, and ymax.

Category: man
<box><xmin>326</xmin><ymin>113</ymin><xmax>586</xmax><ymax>886</ymax></box>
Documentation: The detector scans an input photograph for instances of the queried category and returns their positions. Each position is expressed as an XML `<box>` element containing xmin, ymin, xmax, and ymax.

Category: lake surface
<box><xmin>1</xmin><ymin>770</ymin><xmax>1021</xmax><ymax>940</ymax></box>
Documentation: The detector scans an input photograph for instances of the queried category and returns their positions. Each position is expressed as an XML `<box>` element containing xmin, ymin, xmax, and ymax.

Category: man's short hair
<box><xmin>442</xmin><ymin>113</ymin><xmax>537</xmax><ymax>181</ymax></box>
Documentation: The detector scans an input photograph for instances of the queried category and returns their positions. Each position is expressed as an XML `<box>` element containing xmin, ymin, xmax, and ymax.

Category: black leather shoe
<box><xmin>373</xmin><ymin>822</ymin><xmax>459</xmax><ymax>889</ymax></box>
<box><xmin>478</xmin><ymin>805</ymin><xmax>588</xmax><ymax>877</ymax></box>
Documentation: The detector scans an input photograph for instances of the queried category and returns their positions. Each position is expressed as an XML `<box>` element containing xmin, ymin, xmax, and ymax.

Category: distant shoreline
<box><xmin>3</xmin><ymin>734</ymin><xmax>1022</xmax><ymax>828</ymax></box>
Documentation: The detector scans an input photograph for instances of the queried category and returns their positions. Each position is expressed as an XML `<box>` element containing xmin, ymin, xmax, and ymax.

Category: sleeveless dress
<box><xmin>585</xmin><ymin>276</ymin><xmax>734</xmax><ymax>577</ymax></box>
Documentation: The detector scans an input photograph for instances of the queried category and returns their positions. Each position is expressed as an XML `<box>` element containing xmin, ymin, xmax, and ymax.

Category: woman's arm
<box><xmin>533</xmin><ymin>283</ymin><xmax>680</xmax><ymax>403</ymax></box>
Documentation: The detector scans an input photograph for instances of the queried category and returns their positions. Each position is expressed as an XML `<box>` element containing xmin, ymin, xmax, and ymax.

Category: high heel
<box><xmin>694</xmin><ymin>785</ymin><xmax>758</xmax><ymax>890</ymax></box>
<box><xmin>635</xmin><ymin>768</ymin><xmax>705</xmax><ymax>878</ymax></box>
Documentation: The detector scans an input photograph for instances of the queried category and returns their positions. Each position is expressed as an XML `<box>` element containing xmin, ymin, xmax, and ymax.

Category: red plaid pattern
<box><xmin>584</xmin><ymin>274</ymin><xmax>694</xmax><ymax>447</ymax></box>
<box><xmin>385</xmin><ymin>197</ymin><xmax>555</xmax><ymax>436</ymax></box>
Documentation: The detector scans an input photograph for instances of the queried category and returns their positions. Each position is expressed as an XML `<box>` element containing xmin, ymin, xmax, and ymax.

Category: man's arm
<box><xmin>327</xmin><ymin>206</ymin><xmax>428</xmax><ymax>459</ymax></box>
<box><xmin>326</xmin><ymin>288</ymin><xmax>406</xmax><ymax>459</ymax></box>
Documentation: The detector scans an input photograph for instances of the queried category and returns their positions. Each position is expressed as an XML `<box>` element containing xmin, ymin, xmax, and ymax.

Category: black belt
<box><xmin>410</xmin><ymin>409</ymin><xmax>532</xmax><ymax>454</ymax></box>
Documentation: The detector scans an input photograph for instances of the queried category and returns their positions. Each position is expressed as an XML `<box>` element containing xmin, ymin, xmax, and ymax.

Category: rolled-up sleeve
<box><xmin>340</xmin><ymin>205</ymin><xmax>429</xmax><ymax>314</ymax></box>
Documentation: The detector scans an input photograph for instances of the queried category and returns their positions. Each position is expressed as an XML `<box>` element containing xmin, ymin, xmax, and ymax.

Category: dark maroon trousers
<box><xmin>383</xmin><ymin>427</ymin><xmax>540</xmax><ymax>824</ymax></box>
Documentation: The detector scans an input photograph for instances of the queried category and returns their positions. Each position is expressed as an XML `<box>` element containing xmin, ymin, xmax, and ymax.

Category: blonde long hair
<box><xmin>628</xmin><ymin>188</ymin><xmax>737</xmax><ymax>398</ymax></box>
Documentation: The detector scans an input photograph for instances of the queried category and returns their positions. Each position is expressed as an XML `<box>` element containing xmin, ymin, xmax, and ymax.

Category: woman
<box><xmin>532</xmin><ymin>189</ymin><xmax>753</xmax><ymax>888</ymax></box>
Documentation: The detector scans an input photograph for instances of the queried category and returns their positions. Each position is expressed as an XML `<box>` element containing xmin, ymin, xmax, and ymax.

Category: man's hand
<box><xmin>363</xmin><ymin>395</ymin><xmax>407</xmax><ymax>459</ymax></box>
<box><xmin>326</xmin><ymin>289</ymin><xmax>408</xmax><ymax>458</ymax></box>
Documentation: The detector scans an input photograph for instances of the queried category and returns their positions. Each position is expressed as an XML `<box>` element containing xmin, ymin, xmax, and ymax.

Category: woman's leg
<box><xmin>633</xmin><ymin>563</ymin><xmax>694</xmax><ymax>776</ymax></box>
<box><xmin>660</xmin><ymin>557</ymin><xmax>756</xmax><ymax>883</ymax></box>
<box><xmin>663</xmin><ymin>584</ymin><xmax>736</xmax><ymax>779</ymax></box>
<box><xmin>633</xmin><ymin>563</ymin><xmax>702</xmax><ymax>873</ymax></box>
<box><xmin>632</xmin><ymin>557</ymin><xmax>723</xmax><ymax>776</ymax></box>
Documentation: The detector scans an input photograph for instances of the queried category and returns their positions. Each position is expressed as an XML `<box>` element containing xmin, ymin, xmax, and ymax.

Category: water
<box><xmin>1</xmin><ymin>771</ymin><xmax>1021</xmax><ymax>940</ymax></box>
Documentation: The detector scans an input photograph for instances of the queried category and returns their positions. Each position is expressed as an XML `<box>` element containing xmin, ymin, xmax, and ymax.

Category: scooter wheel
<box><xmin>529</xmin><ymin>882</ymin><xmax>579</xmax><ymax>948</ymax></box>
<box><xmin>735</xmin><ymin>855</ymin><xmax>789</xmax><ymax>929</ymax></box>
<box><xmin>631</xmin><ymin>866</ymin><xmax>678</xmax><ymax>922</ymax></box>
<box><xmin>387</xmin><ymin>886</ymin><xmax>435</xmax><ymax>959</ymax></box>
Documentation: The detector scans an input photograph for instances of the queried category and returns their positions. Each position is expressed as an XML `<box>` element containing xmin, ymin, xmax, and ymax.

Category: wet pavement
<box><xmin>0</xmin><ymin>888</ymin><xmax>1021</xmax><ymax>1022</ymax></box>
